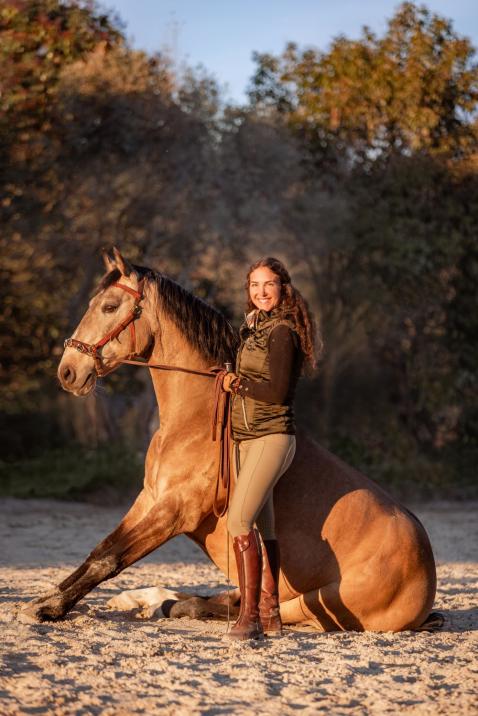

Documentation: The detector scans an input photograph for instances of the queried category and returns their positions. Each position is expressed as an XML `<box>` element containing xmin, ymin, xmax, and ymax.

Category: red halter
<box><xmin>64</xmin><ymin>279</ymin><xmax>145</xmax><ymax>377</ymax></box>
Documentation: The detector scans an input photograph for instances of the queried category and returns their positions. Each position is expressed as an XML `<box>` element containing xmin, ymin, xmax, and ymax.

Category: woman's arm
<box><xmin>234</xmin><ymin>324</ymin><xmax>297</xmax><ymax>404</ymax></box>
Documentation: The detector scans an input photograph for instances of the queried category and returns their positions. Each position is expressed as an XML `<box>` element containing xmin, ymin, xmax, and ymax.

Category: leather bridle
<box><xmin>64</xmin><ymin>280</ymin><xmax>145</xmax><ymax>377</ymax></box>
<box><xmin>63</xmin><ymin>277</ymin><xmax>232</xmax><ymax>517</ymax></box>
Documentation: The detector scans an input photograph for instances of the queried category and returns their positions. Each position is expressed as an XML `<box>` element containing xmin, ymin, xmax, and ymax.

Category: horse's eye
<box><xmin>103</xmin><ymin>304</ymin><xmax>119</xmax><ymax>314</ymax></box>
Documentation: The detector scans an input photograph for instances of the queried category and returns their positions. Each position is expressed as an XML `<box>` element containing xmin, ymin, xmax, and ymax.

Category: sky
<box><xmin>104</xmin><ymin>0</ymin><xmax>478</xmax><ymax>103</ymax></box>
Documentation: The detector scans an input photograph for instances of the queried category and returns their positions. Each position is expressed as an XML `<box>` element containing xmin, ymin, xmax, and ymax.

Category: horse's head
<box><xmin>58</xmin><ymin>248</ymin><xmax>152</xmax><ymax>396</ymax></box>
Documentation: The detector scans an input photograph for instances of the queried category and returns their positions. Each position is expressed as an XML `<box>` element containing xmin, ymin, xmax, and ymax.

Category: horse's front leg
<box><xmin>18</xmin><ymin>487</ymin><xmax>182</xmax><ymax>623</ymax></box>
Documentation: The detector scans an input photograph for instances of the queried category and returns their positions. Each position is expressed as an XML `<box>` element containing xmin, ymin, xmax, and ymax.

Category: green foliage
<box><xmin>248</xmin><ymin>2</ymin><xmax>478</xmax><ymax>476</ymax></box>
<box><xmin>0</xmin><ymin>0</ymin><xmax>123</xmax><ymax>148</ymax></box>
<box><xmin>330</xmin><ymin>427</ymin><xmax>478</xmax><ymax>500</ymax></box>
<box><xmin>250</xmin><ymin>2</ymin><xmax>478</xmax><ymax>162</ymax></box>
<box><xmin>0</xmin><ymin>1</ymin><xmax>124</xmax><ymax>410</ymax></box>
<box><xmin>0</xmin><ymin>444</ymin><xmax>143</xmax><ymax>499</ymax></box>
<box><xmin>1</xmin><ymin>0</ymin><xmax>477</xmax><ymax>499</ymax></box>
<box><xmin>340</xmin><ymin>155</ymin><xmax>478</xmax><ymax>450</ymax></box>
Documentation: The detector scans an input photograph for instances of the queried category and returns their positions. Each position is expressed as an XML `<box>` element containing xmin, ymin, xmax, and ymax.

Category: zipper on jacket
<box><xmin>241</xmin><ymin>396</ymin><xmax>251</xmax><ymax>431</ymax></box>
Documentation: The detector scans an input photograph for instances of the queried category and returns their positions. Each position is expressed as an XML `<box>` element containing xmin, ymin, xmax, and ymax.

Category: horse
<box><xmin>19</xmin><ymin>248</ymin><xmax>440</xmax><ymax>632</ymax></box>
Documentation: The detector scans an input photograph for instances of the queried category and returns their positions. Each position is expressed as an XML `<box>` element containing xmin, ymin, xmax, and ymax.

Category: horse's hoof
<box><xmin>169</xmin><ymin>597</ymin><xmax>213</xmax><ymax>620</ymax></box>
<box><xmin>18</xmin><ymin>596</ymin><xmax>66</xmax><ymax>623</ymax></box>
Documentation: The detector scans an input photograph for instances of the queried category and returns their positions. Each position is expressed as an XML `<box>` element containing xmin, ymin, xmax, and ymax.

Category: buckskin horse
<box><xmin>19</xmin><ymin>249</ymin><xmax>440</xmax><ymax>632</ymax></box>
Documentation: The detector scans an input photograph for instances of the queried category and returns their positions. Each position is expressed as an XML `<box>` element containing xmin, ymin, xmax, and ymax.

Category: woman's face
<box><xmin>249</xmin><ymin>266</ymin><xmax>281</xmax><ymax>312</ymax></box>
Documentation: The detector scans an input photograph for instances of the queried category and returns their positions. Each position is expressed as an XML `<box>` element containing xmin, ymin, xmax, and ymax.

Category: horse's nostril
<box><xmin>62</xmin><ymin>365</ymin><xmax>76</xmax><ymax>385</ymax></box>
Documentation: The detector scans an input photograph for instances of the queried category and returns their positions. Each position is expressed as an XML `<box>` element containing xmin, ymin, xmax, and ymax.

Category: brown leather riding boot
<box><xmin>259</xmin><ymin>538</ymin><xmax>283</xmax><ymax>636</ymax></box>
<box><xmin>228</xmin><ymin>529</ymin><xmax>264</xmax><ymax>641</ymax></box>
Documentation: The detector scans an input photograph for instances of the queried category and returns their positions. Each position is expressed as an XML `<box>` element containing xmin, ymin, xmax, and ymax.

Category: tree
<box><xmin>0</xmin><ymin>0</ymin><xmax>122</xmax><ymax>154</ymax></box>
<box><xmin>248</xmin><ymin>2</ymin><xmax>478</xmax><ymax>473</ymax></box>
<box><xmin>0</xmin><ymin>0</ymin><xmax>123</xmax><ymax>410</ymax></box>
<box><xmin>249</xmin><ymin>2</ymin><xmax>478</xmax><ymax>164</ymax></box>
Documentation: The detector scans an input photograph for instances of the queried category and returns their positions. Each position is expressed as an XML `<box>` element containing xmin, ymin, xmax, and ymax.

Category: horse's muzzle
<box><xmin>58</xmin><ymin>360</ymin><xmax>96</xmax><ymax>396</ymax></box>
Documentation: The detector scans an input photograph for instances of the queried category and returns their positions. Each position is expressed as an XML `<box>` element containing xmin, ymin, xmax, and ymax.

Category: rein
<box><xmin>64</xmin><ymin>279</ymin><xmax>232</xmax><ymax>519</ymax></box>
<box><xmin>121</xmin><ymin>357</ymin><xmax>219</xmax><ymax>378</ymax></box>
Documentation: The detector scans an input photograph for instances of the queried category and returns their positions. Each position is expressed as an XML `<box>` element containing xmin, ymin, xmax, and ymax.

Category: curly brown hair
<box><xmin>245</xmin><ymin>257</ymin><xmax>322</xmax><ymax>373</ymax></box>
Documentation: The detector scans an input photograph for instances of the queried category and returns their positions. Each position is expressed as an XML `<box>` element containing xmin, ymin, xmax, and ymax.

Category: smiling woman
<box><xmin>249</xmin><ymin>267</ymin><xmax>282</xmax><ymax>312</ymax></box>
<box><xmin>221</xmin><ymin>256</ymin><xmax>319</xmax><ymax>640</ymax></box>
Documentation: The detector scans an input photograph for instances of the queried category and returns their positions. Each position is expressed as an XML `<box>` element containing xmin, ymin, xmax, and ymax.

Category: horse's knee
<box><xmin>87</xmin><ymin>553</ymin><xmax>120</xmax><ymax>579</ymax></box>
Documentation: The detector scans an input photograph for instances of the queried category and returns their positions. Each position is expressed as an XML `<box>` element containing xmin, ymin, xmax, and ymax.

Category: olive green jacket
<box><xmin>231</xmin><ymin>308</ymin><xmax>301</xmax><ymax>441</ymax></box>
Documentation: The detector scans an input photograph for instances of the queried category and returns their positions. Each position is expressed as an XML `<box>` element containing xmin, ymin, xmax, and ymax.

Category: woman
<box><xmin>222</xmin><ymin>257</ymin><xmax>318</xmax><ymax>640</ymax></box>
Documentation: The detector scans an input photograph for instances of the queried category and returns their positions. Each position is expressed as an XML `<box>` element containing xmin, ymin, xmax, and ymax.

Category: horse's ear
<box><xmin>112</xmin><ymin>246</ymin><xmax>133</xmax><ymax>277</ymax></box>
<box><xmin>102</xmin><ymin>249</ymin><xmax>116</xmax><ymax>273</ymax></box>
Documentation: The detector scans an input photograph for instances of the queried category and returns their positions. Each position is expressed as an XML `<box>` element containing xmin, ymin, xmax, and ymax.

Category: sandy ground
<box><xmin>0</xmin><ymin>499</ymin><xmax>476</xmax><ymax>715</ymax></box>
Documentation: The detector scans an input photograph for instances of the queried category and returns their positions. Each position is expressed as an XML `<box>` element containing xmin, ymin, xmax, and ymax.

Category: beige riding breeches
<box><xmin>227</xmin><ymin>433</ymin><xmax>296</xmax><ymax>539</ymax></box>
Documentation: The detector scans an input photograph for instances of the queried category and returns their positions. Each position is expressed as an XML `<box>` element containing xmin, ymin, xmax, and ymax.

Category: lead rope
<box><xmin>226</xmin><ymin>440</ymin><xmax>241</xmax><ymax>634</ymax></box>
<box><xmin>225</xmin><ymin>368</ymin><xmax>233</xmax><ymax>635</ymax></box>
<box><xmin>226</xmin><ymin>527</ymin><xmax>230</xmax><ymax>633</ymax></box>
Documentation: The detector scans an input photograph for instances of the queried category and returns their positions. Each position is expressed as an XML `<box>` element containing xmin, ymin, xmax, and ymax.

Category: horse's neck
<box><xmin>148</xmin><ymin>313</ymin><xmax>215</xmax><ymax>434</ymax></box>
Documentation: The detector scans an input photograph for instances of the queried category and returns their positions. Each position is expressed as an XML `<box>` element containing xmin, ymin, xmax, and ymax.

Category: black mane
<box><xmin>97</xmin><ymin>266</ymin><xmax>239</xmax><ymax>364</ymax></box>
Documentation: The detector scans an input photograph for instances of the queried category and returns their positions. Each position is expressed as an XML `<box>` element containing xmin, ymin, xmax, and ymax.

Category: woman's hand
<box><xmin>222</xmin><ymin>372</ymin><xmax>240</xmax><ymax>392</ymax></box>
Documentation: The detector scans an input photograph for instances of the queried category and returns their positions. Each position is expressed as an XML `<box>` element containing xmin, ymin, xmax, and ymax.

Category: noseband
<box><xmin>64</xmin><ymin>279</ymin><xmax>145</xmax><ymax>377</ymax></box>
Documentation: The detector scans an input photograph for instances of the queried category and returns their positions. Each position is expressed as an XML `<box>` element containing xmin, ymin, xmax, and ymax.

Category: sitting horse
<box><xmin>20</xmin><ymin>248</ymin><xmax>439</xmax><ymax>632</ymax></box>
